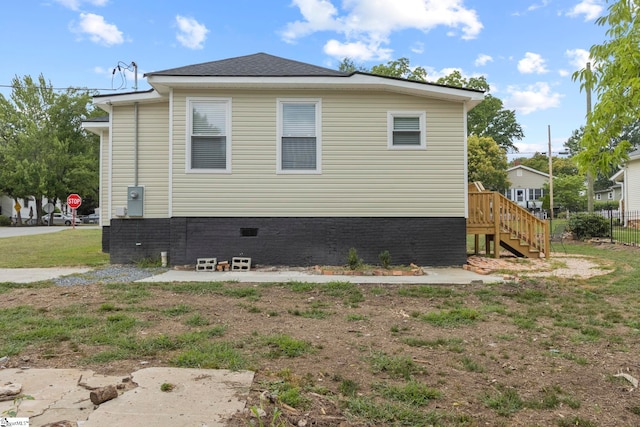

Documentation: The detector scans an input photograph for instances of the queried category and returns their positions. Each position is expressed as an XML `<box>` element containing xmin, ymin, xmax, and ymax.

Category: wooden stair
<box><xmin>467</xmin><ymin>182</ymin><xmax>550</xmax><ymax>259</ymax></box>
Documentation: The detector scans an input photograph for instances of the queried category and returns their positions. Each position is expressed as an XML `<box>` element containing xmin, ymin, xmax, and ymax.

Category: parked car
<box><xmin>43</xmin><ymin>213</ymin><xmax>81</xmax><ymax>226</ymax></box>
<box><xmin>83</xmin><ymin>213</ymin><xmax>100</xmax><ymax>224</ymax></box>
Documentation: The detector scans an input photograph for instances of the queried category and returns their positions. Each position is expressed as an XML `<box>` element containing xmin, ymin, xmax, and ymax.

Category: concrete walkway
<box><xmin>138</xmin><ymin>267</ymin><xmax>503</xmax><ymax>285</ymax></box>
<box><xmin>0</xmin><ymin>367</ymin><xmax>254</xmax><ymax>427</ymax></box>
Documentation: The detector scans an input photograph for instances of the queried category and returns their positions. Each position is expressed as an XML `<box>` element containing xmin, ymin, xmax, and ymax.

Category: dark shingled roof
<box><xmin>84</xmin><ymin>115</ymin><xmax>109</xmax><ymax>122</ymax></box>
<box><xmin>145</xmin><ymin>52</ymin><xmax>350</xmax><ymax>78</ymax></box>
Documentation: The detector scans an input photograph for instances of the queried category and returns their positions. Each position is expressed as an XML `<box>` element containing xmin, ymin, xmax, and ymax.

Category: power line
<box><xmin>0</xmin><ymin>84</ymin><xmax>138</xmax><ymax>92</ymax></box>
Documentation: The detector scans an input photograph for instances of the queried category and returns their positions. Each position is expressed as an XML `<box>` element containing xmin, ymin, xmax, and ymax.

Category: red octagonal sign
<box><xmin>67</xmin><ymin>193</ymin><xmax>82</xmax><ymax>209</ymax></box>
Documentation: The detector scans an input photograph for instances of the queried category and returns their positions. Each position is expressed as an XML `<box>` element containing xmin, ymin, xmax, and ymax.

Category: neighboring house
<box><xmin>594</xmin><ymin>184</ymin><xmax>622</xmax><ymax>203</ymax></box>
<box><xmin>504</xmin><ymin>165</ymin><xmax>549</xmax><ymax>211</ymax></box>
<box><xmin>83</xmin><ymin>53</ymin><xmax>484</xmax><ymax>266</ymax></box>
<box><xmin>611</xmin><ymin>149</ymin><xmax>640</xmax><ymax>227</ymax></box>
<box><xmin>1</xmin><ymin>195</ymin><xmax>39</xmax><ymax>223</ymax></box>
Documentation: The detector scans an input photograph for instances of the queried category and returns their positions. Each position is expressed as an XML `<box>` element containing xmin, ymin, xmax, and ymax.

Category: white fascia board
<box><xmin>82</xmin><ymin>121</ymin><xmax>108</xmax><ymax>135</ymax></box>
<box><xmin>610</xmin><ymin>168</ymin><xmax>624</xmax><ymax>182</ymax></box>
<box><xmin>93</xmin><ymin>90</ymin><xmax>164</xmax><ymax>110</ymax></box>
<box><xmin>146</xmin><ymin>74</ymin><xmax>485</xmax><ymax>108</ymax></box>
<box><xmin>507</xmin><ymin>164</ymin><xmax>550</xmax><ymax>178</ymax></box>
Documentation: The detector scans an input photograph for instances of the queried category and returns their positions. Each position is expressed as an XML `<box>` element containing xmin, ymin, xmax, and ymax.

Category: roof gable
<box><xmin>507</xmin><ymin>164</ymin><xmax>549</xmax><ymax>178</ymax></box>
<box><xmin>145</xmin><ymin>52</ymin><xmax>349</xmax><ymax>78</ymax></box>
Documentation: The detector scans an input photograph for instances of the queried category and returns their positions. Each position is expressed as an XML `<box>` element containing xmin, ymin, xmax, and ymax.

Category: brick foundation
<box><xmin>105</xmin><ymin>217</ymin><xmax>467</xmax><ymax>267</ymax></box>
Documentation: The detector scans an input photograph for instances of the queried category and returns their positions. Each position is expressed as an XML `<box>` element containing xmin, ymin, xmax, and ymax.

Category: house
<box><xmin>505</xmin><ymin>165</ymin><xmax>549</xmax><ymax>211</ymax></box>
<box><xmin>594</xmin><ymin>184</ymin><xmax>622</xmax><ymax>203</ymax></box>
<box><xmin>611</xmin><ymin>149</ymin><xmax>640</xmax><ymax>227</ymax></box>
<box><xmin>83</xmin><ymin>53</ymin><xmax>484</xmax><ymax>267</ymax></box>
<box><xmin>1</xmin><ymin>195</ymin><xmax>39</xmax><ymax>223</ymax></box>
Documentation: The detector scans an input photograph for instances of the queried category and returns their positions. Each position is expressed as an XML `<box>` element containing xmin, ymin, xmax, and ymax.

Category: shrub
<box><xmin>567</xmin><ymin>213</ymin><xmax>610</xmax><ymax>239</ymax></box>
<box><xmin>0</xmin><ymin>215</ymin><xmax>11</xmax><ymax>226</ymax></box>
<box><xmin>347</xmin><ymin>247</ymin><xmax>363</xmax><ymax>270</ymax></box>
<box><xmin>378</xmin><ymin>250</ymin><xmax>391</xmax><ymax>269</ymax></box>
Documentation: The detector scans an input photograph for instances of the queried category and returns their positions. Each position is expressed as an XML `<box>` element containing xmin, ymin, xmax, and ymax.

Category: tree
<box><xmin>0</xmin><ymin>75</ymin><xmax>99</xmax><ymax>223</ymax></box>
<box><xmin>369</xmin><ymin>57</ymin><xmax>428</xmax><ymax>81</ymax></box>
<box><xmin>437</xmin><ymin>71</ymin><xmax>524</xmax><ymax>152</ymax></box>
<box><xmin>542</xmin><ymin>175</ymin><xmax>586</xmax><ymax>212</ymax></box>
<box><xmin>513</xmin><ymin>153</ymin><xmax>578</xmax><ymax>176</ymax></box>
<box><xmin>467</xmin><ymin>135</ymin><xmax>509</xmax><ymax>192</ymax></box>
<box><xmin>572</xmin><ymin>0</ymin><xmax>640</xmax><ymax>179</ymax></box>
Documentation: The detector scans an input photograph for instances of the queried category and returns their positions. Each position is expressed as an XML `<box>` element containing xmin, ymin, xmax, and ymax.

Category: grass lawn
<box><xmin>0</xmin><ymin>228</ymin><xmax>109</xmax><ymax>268</ymax></box>
<box><xmin>1</xmin><ymin>229</ymin><xmax>640</xmax><ymax>426</ymax></box>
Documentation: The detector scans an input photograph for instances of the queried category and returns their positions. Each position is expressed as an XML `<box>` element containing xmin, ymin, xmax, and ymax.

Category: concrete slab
<box><xmin>0</xmin><ymin>268</ymin><xmax>92</xmax><ymax>283</ymax></box>
<box><xmin>0</xmin><ymin>368</ymin><xmax>254</xmax><ymax>427</ymax></box>
<box><xmin>138</xmin><ymin>267</ymin><xmax>503</xmax><ymax>285</ymax></box>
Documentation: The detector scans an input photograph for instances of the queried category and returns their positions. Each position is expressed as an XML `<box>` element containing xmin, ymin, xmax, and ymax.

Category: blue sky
<box><xmin>1</xmin><ymin>0</ymin><xmax>609</xmax><ymax>157</ymax></box>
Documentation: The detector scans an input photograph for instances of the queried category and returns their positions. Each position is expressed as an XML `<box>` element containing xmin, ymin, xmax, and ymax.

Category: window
<box><xmin>277</xmin><ymin>99</ymin><xmax>321</xmax><ymax>173</ymax></box>
<box><xmin>608</xmin><ymin>192</ymin><xmax>613</xmax><ymax>200</ymax></box>
<box><xmin>187</xmin><ymin>98</ymin><xmax>231</xmax><ymax>172</ymax></box>
<box><xmin>596</xmin><ymin>194</ymin><xmax>602</xmax><ymax>200</ymax></box>
<box><xmin>387</xmin><ymin>111</ymin><xmax>426</xmax><ymax>149</ymax></box>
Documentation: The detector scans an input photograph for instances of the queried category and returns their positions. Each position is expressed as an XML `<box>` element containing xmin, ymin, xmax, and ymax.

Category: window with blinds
<box><xmin>188</xmin><ymin>99</ymin><xmax>231</xmax><ymax>172</ymax></box>
<box><xmin>278</xmin><ymin>100</ymin><xmax>321</xmax><ymax>173</ymax></box>
<box><xmin>387</xmin><ymin>111</ymin><xmax>426</xmax><ymax>149</ymax></box>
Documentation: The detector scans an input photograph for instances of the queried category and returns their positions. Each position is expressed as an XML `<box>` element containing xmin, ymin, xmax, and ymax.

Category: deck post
<box><xmin>493</xmin><ymin>192</ymin><xmax>501</xmax><ymax>258</ymax></box>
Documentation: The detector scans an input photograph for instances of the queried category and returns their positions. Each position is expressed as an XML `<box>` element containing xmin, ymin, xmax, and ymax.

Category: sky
<box><xmin>0</xmin><ymin>0</ymin><xmax>611</xmax><ymax>157</ymax></box>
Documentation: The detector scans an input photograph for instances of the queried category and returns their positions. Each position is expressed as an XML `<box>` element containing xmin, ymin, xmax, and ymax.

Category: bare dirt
<box><xmin>2</xmin><ymin>247</ymin><xmax>639</xmax><ymax>426</ymax></box>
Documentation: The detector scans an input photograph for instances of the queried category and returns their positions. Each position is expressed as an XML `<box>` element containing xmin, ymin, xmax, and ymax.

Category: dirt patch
<box><xmin>1</xmin><ymin>248</ymin><xmax>639</xmax><ymax>426</ymax></box>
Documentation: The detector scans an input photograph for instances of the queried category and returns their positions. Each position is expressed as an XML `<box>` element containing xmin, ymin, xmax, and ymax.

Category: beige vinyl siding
<box><xmin>171</xmin><ymin>89</ymin><xmax>466</xmax><ymax>217</ymax></box>
<box><xmin>627</xmin><ymin>159</ymin><xmax>640</xmax><ymax>212</ymax></box>
<box><xmin>99</xmin><ymin>128</ymin><xmax>109</xmax><ymax>223</ymax></box>
<box><xmin>508</xmin><ymin>168</ymin><xmax>548</xmax><ymax>189</ymax></box>
<box><xmin>110</xmin><ymin>102</ymin><xmax>170</xmax><ymax>218</ymax></box>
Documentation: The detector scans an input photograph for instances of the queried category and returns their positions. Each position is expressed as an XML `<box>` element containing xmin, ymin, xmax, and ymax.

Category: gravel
<box><xmin>53</xmin><ymin>265</ymin><xmax>170</xmax><ymax>286</ymax></box>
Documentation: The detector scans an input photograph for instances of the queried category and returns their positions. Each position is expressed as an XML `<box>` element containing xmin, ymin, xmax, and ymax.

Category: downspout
<box><xmin>134</xmin><ymin>102</ymin><xmax>139</xmax><ymax>187</ymax></box>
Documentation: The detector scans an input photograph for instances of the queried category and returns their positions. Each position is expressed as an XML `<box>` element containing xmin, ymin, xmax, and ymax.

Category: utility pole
<box><xmin>586</xmin><ymin>62</ymin><xmax>595</xmax><ymax>213</ymax></box>
<box><xmin>548</xmin><ymin>125</ymin><xmax>554</xmax><ymax>220</ymax></box>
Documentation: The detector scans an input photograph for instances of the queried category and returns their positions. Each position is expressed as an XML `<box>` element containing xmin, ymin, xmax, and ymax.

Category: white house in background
<box><xmin>83</xmin><ymin>52</ymin><xmax>485</xmax><ymax>267</ymax></box>
<box><xmin>611</xmin><ymin>149</ymin><xmax>640</xmax><ymax>227</ymax></box>
<box><xmin>0</xmin><ymin>195</ymin><xmax>38</xmax><ymax>223</ymax></box>
<box><xmin>505</xmin><ymin>165</ymin><xmax>549</xmax><ymax>211</ymax></box>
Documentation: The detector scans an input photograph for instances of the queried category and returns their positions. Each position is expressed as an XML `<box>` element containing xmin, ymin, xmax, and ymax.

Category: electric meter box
<box><xmin>127</xmin><ymin>186</ymin><xmax>144</xmax><ymax>217</ymax></box>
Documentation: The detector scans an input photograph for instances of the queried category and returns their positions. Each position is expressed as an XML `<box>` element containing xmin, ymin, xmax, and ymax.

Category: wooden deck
<box><xmin>467</xmin><ymin>183</ymin><xmax>550</xmax><ymax>258</ymax></box>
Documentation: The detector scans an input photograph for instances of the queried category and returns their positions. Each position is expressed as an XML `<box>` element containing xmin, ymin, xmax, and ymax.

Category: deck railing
<box><xmin>468</xmin><ymin>191</ymin><xmax>550</xmax><ymax>257</ymax></box>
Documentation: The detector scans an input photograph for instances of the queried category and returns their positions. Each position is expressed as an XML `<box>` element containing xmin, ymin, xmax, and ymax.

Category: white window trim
<box><xmin>387</xmin><ymin>111</ymin><xmax>426</xmax><ymax>150</ymax></box>
<box><xmin>277</xmin><ymin>98</ymin><xmax>322</xmax><ymax>174</ymax></box>
<box><xmin>185</xmin><ymin>97</ymin><xmax>232</xmax><ymax>174</ymax></box>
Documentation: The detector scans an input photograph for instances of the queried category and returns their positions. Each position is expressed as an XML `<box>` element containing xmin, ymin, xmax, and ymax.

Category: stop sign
<box><xmin>67</xmin><ymin>194</ymin><xmax>82</xmax><ymax>209</ymax></box>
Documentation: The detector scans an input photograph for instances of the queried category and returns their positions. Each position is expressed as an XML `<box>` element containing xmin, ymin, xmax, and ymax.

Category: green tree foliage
<box><xmin>0</xmin><ymin>75</ymin><xmax>99</xmax><ymax>223</ymax></box>
<box><xmin>467</xmin><ymin>135</ymin><xmax>509</xmax><ymax>192</ymax></box>
<box><xmin>542</xmin><ymin>175</ymin><xmax>586</xmax><ymax>212</ymax></box>
<box><xmin>369</xmin><ymin>57</ymin><xmax>428</xmax><ymax>81</ymax></box>
<box><xmin>512</xmin><ymin>153</ymin><xmax>578</xmax><ymax>177</ymax></box>
<box><xmin>572</xmin><ymin>0</ymin><xmax>640</xmax><ymax>176</ymax></box>
<box><xmin>437</xmin><ymin>71</ymin><xmax>524</xmax><ymax>153</ymax></box>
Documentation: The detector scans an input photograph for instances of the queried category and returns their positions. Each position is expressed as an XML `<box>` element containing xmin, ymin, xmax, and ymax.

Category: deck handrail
<box><xmin>468</xmin><ymin>191</ymin><xmax>550</xmax><ymax>257</ymax></box>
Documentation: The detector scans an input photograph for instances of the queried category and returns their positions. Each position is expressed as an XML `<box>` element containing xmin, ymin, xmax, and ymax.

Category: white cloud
<box><xmin>282</xmin><ymin>0</ymin><xmax>483</xmax><ymax>61</ymax></box>
<box><xmin>175</xmin><ymin>15</ymin><xmax>209</xmax><ymax>50</ymax></box>
<box><xmin>323</xmin><ymin>39</ymin><xmax>392</xmax><ymax>61</ymax></box>
<box><xmin>505</xmin><ymin>82</ymin><xmax>562</xmax><ymax>115</ymax></box>
<box><xmin>55</xmin><ymin>0</ymin><xmax>108</xmax><ymax>11</ymax></box>
<box><xmin>474</xmin><ymin>54</ymin><xmax>493</xmax><ymax>67</ymax></box>
<box><xmin>411</xmin><ymin>42</ymin><xmax>425</xmax><ymax>54</ymax></box>
<box><xmin>566</xmin><ymin>0</ymin><xmax>603</xmax><ymax>21</ymax></box>
<box><xmin>73</xmin><ymin>13</ymin><xmax>123</xmax><ymax>46</ymax></box>
<box><xmin>517</xmin><ymin>52</ymin><xmax>548</xmax><ymax>74</ymax></box>
<box><xmin>565</xmin><ymin>48</ymin><xmax>591</xmax><ymax>70</ymax></box>
<box><xmin>527</xmin><ymin>0</ymin><xmax>550</xmax><ymax>12</ymax></box>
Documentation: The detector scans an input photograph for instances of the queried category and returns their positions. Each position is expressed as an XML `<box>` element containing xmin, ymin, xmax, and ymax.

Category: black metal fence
<box><xmin>563</xmin><ymin>209</ymin><xmax>640</xmax><ymax>246</ymax></box>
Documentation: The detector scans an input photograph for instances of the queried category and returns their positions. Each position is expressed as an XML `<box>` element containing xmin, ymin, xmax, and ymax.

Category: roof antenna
<box><xmin>111</xmin><ymin>61</ymin><xmax>138</xmax><ymax>91</ymax></box>
<box><xmin>131</xmin><ymin>61</ymin><xmax>138</xmax><ymax>91</ymax></box>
